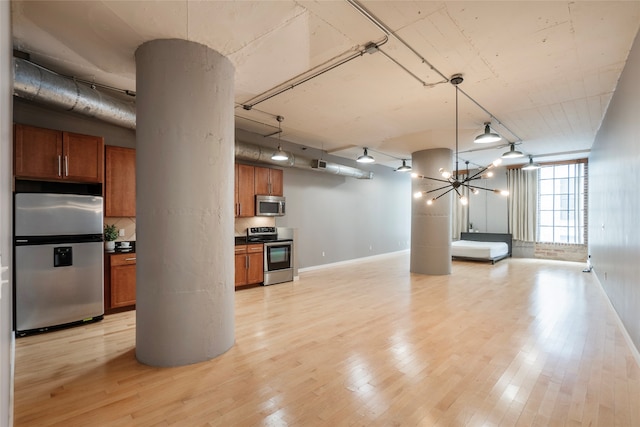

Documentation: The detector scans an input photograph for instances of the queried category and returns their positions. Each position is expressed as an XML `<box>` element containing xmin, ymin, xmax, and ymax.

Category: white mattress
<box><xmin>451</xmin><ymin>240</ymin><xmax>509</xmax><ymax>259</ymax></box>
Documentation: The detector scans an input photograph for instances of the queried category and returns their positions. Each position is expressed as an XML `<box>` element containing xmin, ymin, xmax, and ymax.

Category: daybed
<box><xmin>451</xmin><ymin>232</ymin><xmax>512</xmax><ymax>264</ymax></box>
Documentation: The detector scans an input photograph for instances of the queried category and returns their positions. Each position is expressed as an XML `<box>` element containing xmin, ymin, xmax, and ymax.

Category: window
<box><xmin>537</xmin><ymin>163</ymin><xmax>586</xmax><ymax>243</ymax></box>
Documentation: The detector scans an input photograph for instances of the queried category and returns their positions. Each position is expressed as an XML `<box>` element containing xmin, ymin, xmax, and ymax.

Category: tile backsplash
<box><xmin>104</xmin><ymin>217</ymin><xmax>136</xmax><ymax>241</ymax></box>
<box><xmin>104</xmin><ymin>216</ymin><xmax>275</xmax><ymax>241</ymax></box>
<box><xmin>235</xmin><ymin>217</ymin><xmax>275</xmax><ymax>236</ymax></box>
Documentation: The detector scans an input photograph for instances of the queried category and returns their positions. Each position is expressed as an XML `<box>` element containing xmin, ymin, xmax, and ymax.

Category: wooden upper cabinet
<box><xmin>63</xmin><ymin>132</ymin><xmax>104</xmax><ymax>183</ymax></box>
<box><xmin>14</xmin><ymin>123</ymin><xmax>104</xmax><ymax>183</ymax></box>
<box><xmin>254</xmin><ymin>166</ymin><xmax>283</xmax><ymax>196</ymax></box>
<box><xmin>14</xmin><ymin>124</ymin><xmax>63</xmax><ymax>180</ymax></box>
<box><xmin>105</xmin><ymin>146</ymin><xmax>136</xmax><ymax>217</ymax></box>
<box><xmin>235</xmin><ymin>163</ymin><xmax>255</xmax><ymax>217</ymax></box>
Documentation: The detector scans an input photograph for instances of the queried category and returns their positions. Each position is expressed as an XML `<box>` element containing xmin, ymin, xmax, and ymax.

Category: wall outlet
<box><xmin>119</xmin><ymin>228</ymin><xmax>125</xmax><ymax>236</ymax></box>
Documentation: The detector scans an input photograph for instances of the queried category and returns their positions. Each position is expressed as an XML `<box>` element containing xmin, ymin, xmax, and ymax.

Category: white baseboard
<box><xmin>592</xmin><ymin>268</ymin><xmax>640</xmax><ymax>369</ymax></box>
<box><xmin>298</xmin><ymin>249</ymin><xmax>409</xmax><ymax>273</ymax></box>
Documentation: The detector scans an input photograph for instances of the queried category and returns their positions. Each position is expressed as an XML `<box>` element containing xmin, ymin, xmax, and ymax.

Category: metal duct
<box><xmin>235</xmin><ymin>140</ymin><xmax>373</xmax><ymax>179</ymax></box>
<box><xmin>13</xmin><ymin>57</ymin><xmax>136</xmax><ymax>129</ymax></box>
<box><xmin>12</xmin><ymin>57</ymin><xmax>372</xmax><ymax>179</ymax></box>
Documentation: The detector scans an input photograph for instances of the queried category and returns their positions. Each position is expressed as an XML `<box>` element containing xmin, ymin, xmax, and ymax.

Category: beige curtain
<box><xmin>507</xmin><ymin>168</ymin><xmax>537</xmax><ymax>241</ymax></box>
<box><xmin>451</xmin><ymin>174</ymin><xmax>469</xmax><ymax>240</ymax></box>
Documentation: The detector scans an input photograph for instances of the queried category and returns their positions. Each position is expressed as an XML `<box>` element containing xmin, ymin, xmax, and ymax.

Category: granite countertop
<box><xmin>235</xmin><ymin>236</ymin><xmax>248</xmax><ymax>245</ymax></box>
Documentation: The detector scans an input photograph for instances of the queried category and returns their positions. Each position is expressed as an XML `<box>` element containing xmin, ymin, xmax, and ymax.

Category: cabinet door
<box><xmin>63</xmin><ymin>132</ymin><xmax>104</xmax><ymax>183</ymax></box>
<box><xmin>269</xmin><ymin>168</ymin><xmax>283</xmax><ymax>196</ymax></box>
<box><xmin>105</xmin><ymin>146</ymin><xmax>136</xmax><ymax>217</ymax></box>
<box><xmin>254</xmin><ymin>166</ymin><xmax>270</xmax><ymax>195</ymax></box>
<box><xmin>247</xmin><ymin>251</ymin><xmax>264</xmax><ymax>285</ymax></box>
<box><xmin>254</xmin><ymin>166</ymin><xmax>283</xmax><ymax>196</ymax></box>
<box><xmin>236</xmin><ymin>164</ymin><xmax>255</xmax><ymax>217</ymax></box>
<box><xmin>111</xmin><ymin>264</ymin><xmax>136</xmax><ymax>308</ymax></box>
<box><xmin>109</xmin><ymin>254</ymin><xmax>136</xmax><ymax>308</ymax></box>
<box><xmin>14</xmin><ymin>124</ymin><xmax>63</xmax><ymax>180</ymax></box>
<box><xmin>235</xmin><ymin>252</ymin><xmax>248</xmax><ymax>287</ymax></box>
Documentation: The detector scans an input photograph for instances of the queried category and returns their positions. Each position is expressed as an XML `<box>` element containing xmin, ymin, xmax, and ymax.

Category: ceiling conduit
<box><xmin>12</xmin><ymin>57</ymin><xmax>373</xmax><ymax>179</ymax></box>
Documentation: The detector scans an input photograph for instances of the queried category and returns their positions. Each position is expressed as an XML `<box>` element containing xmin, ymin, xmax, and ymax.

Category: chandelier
<box><xmin>412</xmin><ymin>74</ymin><xmax>509</xmax><ymax>205</ymax></box>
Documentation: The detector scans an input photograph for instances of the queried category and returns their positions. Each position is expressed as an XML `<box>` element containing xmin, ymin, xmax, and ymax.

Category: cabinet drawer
<box><xmin>247</xmin><ymin>244</ymin><xmax>263</xmax><ymax>254</ymax></box>
<box><xmin>110</xmin><ymin>253</ymin><xmax>137</xmax><ymax>266</ymax></box>
<box><xmin>235</xmin><ymin>245</ymin><xmax>247</xmax><ymax>255</ymax></box>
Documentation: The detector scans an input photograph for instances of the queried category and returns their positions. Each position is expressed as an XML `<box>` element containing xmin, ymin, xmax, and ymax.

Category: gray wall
<box><xmin>277</xmin><ymin>162</ymin><xmax>411</xmax><ymax>269</ymax></box>
<box><xmin>467</xmin><ymin>167</ymin><xmax>509</xmax><ymax>233</ymax></box>
<box><xmin>1</xmin><ymin>2</ymin><xmax>13</xmax><ymax>425</ymax></box>
<box><xmin>589</xmin><ymin>29</ymin><xmax>640</xmax><ymax>354</ymax></box>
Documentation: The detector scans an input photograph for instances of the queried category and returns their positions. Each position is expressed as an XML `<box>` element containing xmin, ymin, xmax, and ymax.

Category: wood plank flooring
<box><xmin>14</xmin><ymin>254</ymin><xmax>640</xmax><ymax>426</ymax></box>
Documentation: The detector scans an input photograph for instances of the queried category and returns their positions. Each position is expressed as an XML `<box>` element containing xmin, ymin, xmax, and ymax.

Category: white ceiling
<box><xmin>10</xmin><ymin>1</ymin><xmax>640</xmax><ymax>170</ymax></box>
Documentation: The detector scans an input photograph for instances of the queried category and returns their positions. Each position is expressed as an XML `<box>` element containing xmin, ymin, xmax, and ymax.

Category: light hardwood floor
<box><xmin>14</xmin><ymin>254</ymin><xmax>640</xmax><ymax>426</ymax></box>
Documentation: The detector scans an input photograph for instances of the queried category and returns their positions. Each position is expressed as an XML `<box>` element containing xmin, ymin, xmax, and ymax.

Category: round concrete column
<box><xmin>411</xmin><ymin>148</ymin><xmax>453</xmax><ymax>275</ymax></box>
<box><xmin>135</xmin><ymin>39</ymin><xmax>235</xmax><ymax>366</ymax></box>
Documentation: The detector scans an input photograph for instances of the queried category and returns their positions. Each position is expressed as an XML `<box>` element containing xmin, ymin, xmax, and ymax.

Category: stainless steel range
<box><xmin>247</xmin><ymin>227</ymin><xmax>293</xmax><ymax>286</ymax></box>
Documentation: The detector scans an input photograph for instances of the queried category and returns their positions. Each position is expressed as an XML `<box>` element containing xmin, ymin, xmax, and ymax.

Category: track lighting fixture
<box><xmin>501</xmin><ymin>143</ymin><xmax>524</xmax><ymax>159</ymax></box>
<box><xmin>356</xmin><ymin>147</ymin><xmax>375</xmax><ymax>163</ymax></box>
<box><xmin>395</xmin><ymin>160</ymin><xmax>412</xmax><ymax>172</ymax></box>
<box><xmin>271</xmin><ymin>116</ymin><xmax>289</xmax><ymax>161</ymax></box>
<box><xmin>522</xmin><ymin>155</ymin><xmax>540</xmax><ymax>170</ymax></box>
<box><xmin>474</xmin><ymin>122</ymin><xmax>502</xmax><ymax>144</ymax></box>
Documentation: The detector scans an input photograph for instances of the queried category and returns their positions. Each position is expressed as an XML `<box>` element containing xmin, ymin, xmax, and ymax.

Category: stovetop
<box><xmin>247</xmin><ymin>226</ymin><xmax>278</xmax><ymax>242</ymax></box>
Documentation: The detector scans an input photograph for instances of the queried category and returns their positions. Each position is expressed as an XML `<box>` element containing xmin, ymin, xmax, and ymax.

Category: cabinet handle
<box><xmin>246</xmin><ymin>256</ymin><xmax>249</xmax><ymax>269</ymax></box>
<box><xmin>125</xmin><ymin>257</ymin><xmax>136</xmax><ymax>261</ymax></box>
<box><xmin>57</xmin><ymin>155</ymin><xmax>62</xmax><ymax>177</ymax></box>
<box><xmin>64</xmin><ymin>156</ymin><xmax>69</xmax><ymax>176</ymax></box>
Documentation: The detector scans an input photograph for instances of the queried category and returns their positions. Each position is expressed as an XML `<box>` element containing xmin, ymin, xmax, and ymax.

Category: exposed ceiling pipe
<box><xmin>12</xmin><ymin>57</ymin><xmax>373</xmax><ymax>179</ymax></box>
<box><xmin>13</xmin><ymin>57</ymin><xmax>136</xmax><ymax>130</ymax></box>
<box><xmin>235</xmin><ymin>140</ymin><xmax>373</xmax><ymax>179</ymax></box>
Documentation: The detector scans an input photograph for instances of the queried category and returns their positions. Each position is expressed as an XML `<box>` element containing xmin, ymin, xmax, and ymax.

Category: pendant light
<box><xmin>474</xmin><ymin>122</ymin><xmax>502</xmax><ymax>144</ymax></box>
<box><xmin>356</xmin><ymin>147</ymin><xmax>375</xmax><ymax>163</ymax></box>
<box><xmin>395</xmin><ymin>159</ymin><xmax>411</xmax><ymax>172</ymax></box>
<box><xmin>522</xmin><ymin>155</ymin><xmax>540</xmax><ymax>170</ymax></box>
<box><xmin>501</xmin><ymin>143</ymin><xmax>524</xmax><ymax>159</ymax></box>
<box><xmin>412</xmin><ymin>74</ymin><xmax>509</xmax><ymax>205</ymax></box>
<box><xmin>271</xmin><ymin>115</ymin><xmax>289</xmax><ymax>161</ymax></box>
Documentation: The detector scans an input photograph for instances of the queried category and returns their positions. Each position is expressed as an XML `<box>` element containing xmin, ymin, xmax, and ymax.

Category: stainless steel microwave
<box><xmin>255</xmin><ymin>195</ymin><xmax>286</xmax><ymax>216</ymax></box>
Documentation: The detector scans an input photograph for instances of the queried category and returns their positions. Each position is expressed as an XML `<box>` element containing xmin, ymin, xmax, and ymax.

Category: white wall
<box><xmin>589</xmin><ymin>29</ymin><xmax>640</xmax><ymax>354</ymax></box>
<box><xmin>0</xmin><ymin>1</ymin><xmax>14</xmax><ymax>425</ymax></box>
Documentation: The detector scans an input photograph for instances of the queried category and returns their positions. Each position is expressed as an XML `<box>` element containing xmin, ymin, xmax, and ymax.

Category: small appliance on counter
<box><xmin>114</xmin><ymin>241</ymin><xmax>135</xmax><ymax>253</ymax></box>
<box><xmin>247</xmin><ymin>227</ymin><xmax>293</xmax><ymax>285</ymax></box>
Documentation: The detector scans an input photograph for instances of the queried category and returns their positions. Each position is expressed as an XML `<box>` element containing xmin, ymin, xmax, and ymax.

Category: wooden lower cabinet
<box><xmin>235</xmin><ymin>244</ymin><xmax>264</xmax><ymax>288</ymax></box>
<box><xmin>105</xmin><ymin>253</ymin><xmax>136</xmax><ymax>311</ymax></box>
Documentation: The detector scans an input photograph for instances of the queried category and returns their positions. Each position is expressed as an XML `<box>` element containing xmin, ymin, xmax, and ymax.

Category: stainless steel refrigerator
<box><xmin>14</xmin><ymin>193</ymin><xmax>104</xmax><ymax>335</ymax></box>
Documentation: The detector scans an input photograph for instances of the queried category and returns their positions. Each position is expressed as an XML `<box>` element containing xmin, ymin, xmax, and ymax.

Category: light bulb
<box><xmin>500</xmin><ymin>190</ymin><xmax>509</xmax><ymax>196</ymax></box>
<box><xmin>492</xmin><ymin>158</ymin><xmax>502</xmax><ymax>167</ymax></box>
<box><xmin>460</xmin><ymin>196</ymin><xmax>468</xmax><ymax>205</ymax></box>
<box><xmin>486</xmin><ymin>171</ymin><xmax>494</xmax><ymax>178</ymax></box>
<box><xmin>427</xmin><ymin>199</ymin><xmax>434</xmax><ymax>205</ymax></box>
<box><xmin>411</xmin><ymin>173</ymin><xmax>418</xmax><ymax>178</ymax></box>
<box><xmin>471</xmin><ymin>188</ymin><xmax>479</xmax><ymax>195</ymax></box>
<box><xmin>413</xmin><ymin>192</ymin><xmax>423</xmax><ymax>199</ymax></box>
<box><xmin>439</xmin><ymin>168</ymin><xmax>451</xmax><ymax>179</ymax></box>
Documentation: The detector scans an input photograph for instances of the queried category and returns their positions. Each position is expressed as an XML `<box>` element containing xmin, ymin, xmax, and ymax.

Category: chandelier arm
<box><xmin>421</xmin><ymin>176</ymin><xmax>453</xmax><ymax>184</ymax></box>
<box><xmin>466</xmin><ymin>165</ymin><xmax>492</xmax><ymax>181</ymax></box>
<box><xmin>425</xmin><ymin>184</ymin><xmax>455</xmax><ymax>194</ymax></box>
<box><xmin>433</xmin><ymin>188</ymin><xmax>455</xmax><ymax>200</ymax></box>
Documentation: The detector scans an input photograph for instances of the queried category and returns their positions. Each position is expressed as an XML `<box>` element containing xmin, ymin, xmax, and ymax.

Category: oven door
<box><xmin>263</xmin><ymin>240</ymin><xmax>293</xmax><ymax>285</ymax></box>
